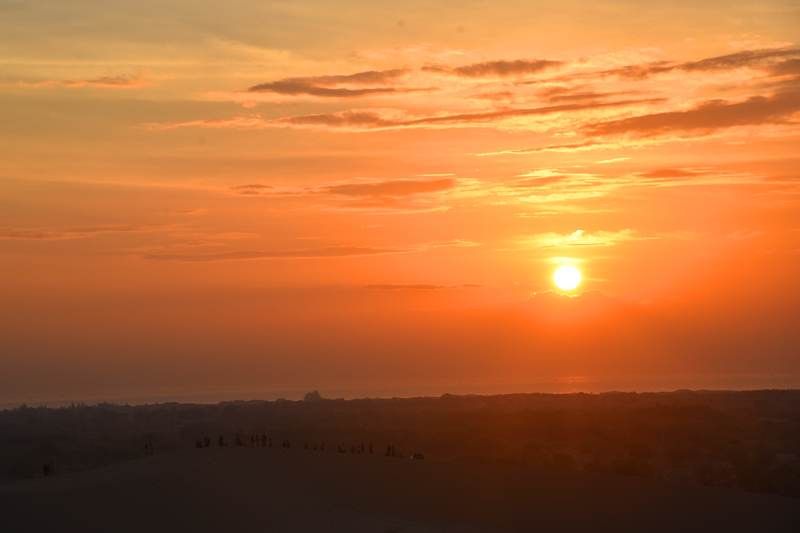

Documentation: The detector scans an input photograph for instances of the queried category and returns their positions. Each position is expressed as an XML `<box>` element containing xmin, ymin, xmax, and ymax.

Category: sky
<box><xmin>1</xmin><ymin>0</ymin><xmax>799</xmax><ymax>406</ymax></box>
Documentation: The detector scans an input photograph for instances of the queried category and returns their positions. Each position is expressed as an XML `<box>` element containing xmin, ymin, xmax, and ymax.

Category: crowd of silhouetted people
<box><xmin>41</xmin><ymin>433</ymin><xmax>408</xmax><ymax>479</ymax></box>
<box><xmin>187</xmin><ymin>434</ymin><xmax>412</xmax><ymax>459</ymax></box>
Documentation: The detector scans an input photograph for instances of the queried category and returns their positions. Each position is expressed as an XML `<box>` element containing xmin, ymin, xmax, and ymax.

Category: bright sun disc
<box><xmin>554</xmin><ymin>266</ymin><xmax>581</xmax><ymax>290</ymax></box>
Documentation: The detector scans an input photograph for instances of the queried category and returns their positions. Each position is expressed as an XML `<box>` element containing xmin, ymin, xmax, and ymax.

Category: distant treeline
<box><xmin>1</xmin><ymin>390</ymin><xmax>799</xmax><ymax>497</ymax></box>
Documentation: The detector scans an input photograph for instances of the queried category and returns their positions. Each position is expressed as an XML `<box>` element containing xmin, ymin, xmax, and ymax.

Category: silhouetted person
<box><xmin>305</xmin><ymin>442</ymin><xmax>308</xmax><ymax>450</ymax></box>
<box><xmin>314</xmin><ymin>445</ymin><xmax>317</xmax><ymax>451</ymax></box>
<box><xmin>269</xmin><ymin>438</ymin><xmax>272</xmax><ymax>447</ymax></box>
<box><xmin>369</xmin><ymin>443</ymin><xmax>373</xmax><ymax>454</ymax></box>
<box><xmin>251</xmin><ymin>435</ymin><xmax>255</xmax><ymax>446</ymax></box>
<box><xmin>43</xmin><ymin>463</ymin><xmax>49</xmax><ymax>477</ymax></box>
<box><xmin>219</xmin><ymin>435</ymin><xmax>224</xmax><ymax>447</ymax></box>
<box><xmin>321</xmin><ymin>442</ymin><xmax>324</xmax><ymax>451</ymax></box>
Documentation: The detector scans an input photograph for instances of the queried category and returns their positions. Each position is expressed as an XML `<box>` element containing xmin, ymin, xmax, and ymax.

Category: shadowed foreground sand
<box><xmin>1</xmin><ymin>447</ymin><xmax>798</xmax><ymax>532</ymax></box>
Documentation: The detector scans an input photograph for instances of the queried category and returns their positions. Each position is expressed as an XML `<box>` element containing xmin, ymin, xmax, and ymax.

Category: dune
<box><xmin>1</xmin><ymin>446</ymin><xmax>797</xmax><ymax>532</ymax></box>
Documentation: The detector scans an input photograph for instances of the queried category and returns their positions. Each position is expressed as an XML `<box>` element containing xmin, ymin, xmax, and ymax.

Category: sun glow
<box><xmin>554</xmin><ymin>266</ymin><xmax>581</xmax><ymax>290</ymax></box>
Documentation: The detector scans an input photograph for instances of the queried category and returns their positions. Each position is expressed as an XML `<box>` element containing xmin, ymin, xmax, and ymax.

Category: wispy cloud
<box><xmin>142</xmin><ymin>239</ymin><xmax>479</xmax><ymax>262</ymax></box>
<box><xmin>477</xmin><ymin>140</ymin><xmax>609</xmax><ymax>156</ymax></box>
<box><xmin>17</xmin><ymin>72</ymin><xmax>153</xmax><ymax>89</ymax></box>
<box><xmin>0</xmin><ymin>224</ymin><xmax>177</xmax><ymax>240</ymax></box>
<box><xmin>638</xmin><ymin>168</ymin><xmax>703</xmax><ymax>179</ymax></box>
<box><xmin>228</xmin><ymin>177</ymin><xmax>456</xmax><ymax>200</ymax></box>
<box><xmin>244</xmin><ymin>69</ymin><xmax>433</xmax><ymax>98</ymax></box>
<box><xmin>597</xmin><ymin>47</ymin><xmax>800</xmax><ymax>80</ymax></box>
<box><xmin>511</xmin><ymin>229</ymin><xmax>650</xmax><ymax>249</ymax></box>
<box><xmin>319</xmin><ymin>178</ymin><xmax>455</xmax><ymax>197</ymax></box>
<box><xmin>229</xmin><ymin>184</ymin><xmax>275</xmax><ymax>195</ymax></box>
<box><xmin>225</xmin><ymin>177</ymin><xmax>458</xmax><ymax>214</ymax></box>
<box><xmin>518</xmin><ymin>191</ymin><xmax>606</xmax><ymax>203</ymax></box>
<box><xmin>423</xmin><ymin>58</ymin><xmax>564</xmax><ymax>77</ymax></box>
<box><xmin>144</xmin><ymin>46</ymin><xmax>800</xmax><ymax>147</ymax></box>
<box><xmin>207</xmin><ymin>68</ymin><xmax>437</xmax><ymax>105</ymax></box>
<box><xmin>363</xmin><ymin>283</ymin><xmax>481</xmax><ymax>290</ymax></box>
<box><xmin>163</xmin><ymin>208</ymin><xmax>207</xmax><ymax>216</ymax></box>
<box><xmin>584</xmin><ymin>89</ymin><xmax>800</xmax><ymax>137</ymax></box>
<box><xmin>148</xmin><ymin>98</ymin><xmax>665</xmax><ymax>132</ymax></box>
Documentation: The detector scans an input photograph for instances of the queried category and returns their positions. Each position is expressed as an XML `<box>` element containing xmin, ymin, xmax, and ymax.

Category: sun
<box><xmin>554</xmin><ymin>266</ymin><xmax>581</xmax><ymax>290</ymax></box>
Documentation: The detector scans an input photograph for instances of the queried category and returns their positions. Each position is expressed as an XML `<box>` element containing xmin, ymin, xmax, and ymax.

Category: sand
<box><xmin>1</xmin><ymin>446</ymin><xmax>798</xmax><ymax>532</ymax></box>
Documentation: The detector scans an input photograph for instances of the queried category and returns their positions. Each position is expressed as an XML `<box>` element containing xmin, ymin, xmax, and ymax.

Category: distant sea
<box><xmin>3</xmin><ymin>374</ymin><xmax>800</xmax><ymax>410</ymax></box>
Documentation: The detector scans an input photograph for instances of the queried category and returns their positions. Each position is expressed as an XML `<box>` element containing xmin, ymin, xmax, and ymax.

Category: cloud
<box><xmin>679</xmin><ymin>48</ymin><xmax>800</xmax><ymax>72</ymax></box>
<box><xmin>767</xmin><ymin>58</ymin><xmax>800</xmax><ymax>77</ymax></box>
<box><xmin>319</xmin><ymin>178</ymin><xmax>455</xmax><ymax>197</ymax></box>
<box><xmin>144</xmin><ymin>116</ymin><xmax>276</xmax><ymax>130</ymax></box>
<box><xmin>269</xmin><ymin>108</ymin><xmax>402</xmax><ymax>128</ymax></box>
<box><xmin>227</xmin><ymin>178</ymin><xmax>456</xmax><ymax>200</ymax></box>
<box><xmin>141</xmin><ymin>239</ymin><xmax>479</xmax><ymax>262</ymax></box>
<box><xmin>224</xmin><ymin>178</ymin><xmax>459</xmax><ymax>214</ymax></box>
<box><xmin>0</xmin><ymin>224</ymin><xmax>176</xmax><ymax>240</ymax></box>
<box><xmin>460</xmin><ymin>169</ymin><xmax>622</xmax><ymax>204</ymax></box>
<box><xmin>18</xmin><ymin>73</ymin><xmax>153</xmax><ymax>89</ymax></box>
<box><xmin>363</xmin><ymin>283</ymin><xmax>481</xmax><ymax>290</ymax></box>
<box><xmin>174</xmin><ymin>241</ymin><xmax>223</xmax><ymax>247</ymax></box>
<box><xmin>728</xmin><ymin>37</ymin><xmax>794</xmax><ymax>51</ymax></box>
<box><xmin>163</xmin><ymin>208</ymin><xmax>207</xmax><ymax>216</ymax></box>
<box><xmin>536</xmin><ymin>85</ymin><xmax>643</xmax><ymax>104</ymax></box>
<box><xmin>314</xmin><ymin>102</ymin><xmax>626</xmax><ymax>127</ymax></box>
<box><xmin>602</xmin><ymin>48</ymin><xmax>800</xmax><ymax>80</ymax></box>
<box><xmin>727</xmin><ymin>229</ymin><xmax>765</xmax><ymax>240</ymax></box>
<box><xmin>638</xmin><ymin>168</ymin><xmax>703</xmax><ymax>179</ymax></box>
<box><xmin>243</xmin><ymin>68</ymin><xmax>434</xmax><ymax>98</ymax></box>
<box><xmin>517</xmin><ymin>191</ymin><xmax>606</xmax><ymax>203</ymax></box>
<box><xmin>631</xmin><ymin>167</ymin><xmax>763</xmax><ymax>188</ymax></box>
<box><xmin>143</xmin><ymin>246</ymin><xmax>401</xmax><ymax>262</ymax></box>
<box><xmin>525</xmin><ymin>289</ymin><xmax>615</xmax><ymax>317</ymax></box>
<box><xmin>584</xmin><ymin>89</ymin><xmax>800</xmax><ymax>137</ymax></box>
<box><xmin>144</xmin><ymin>47</ymin><xmax>800</xmax><ymax>143</ymax></box>
<box><xmin>466</xmin><ymin>164</ymin><xmax>763</xmax><ymax>207</ymax></box>
<box><xmin>229</xmin><ymin>184</ymin><xmax>275</xmax><ymax>195</ymax></box>
<box><xmin>515</xmin><ymin>211</ymin><xmax>559</xmax><ymax>218</ymax></box>
<box><xmin>478</xmin><ymin>140</ymin><xmax>609</xmax><ymax>156</ymax></box>
<box><xmin>512</xmin><ymin>229</ymin><xmax>649</xmax><ymax>249</ymax></box>
<box><xmin>471</xmin><ymin>90</ymin><xmax>516</xmax><ymax>101</ymax></box>
<box><xmin>424</xmin><ymin>59</ymin><xmax>563</xmax><ymax>77</ymax></box>
<box><xmin>151</xmin><ymin>97</ymin><xmax>665</xmax><ymax>133</ymax></box>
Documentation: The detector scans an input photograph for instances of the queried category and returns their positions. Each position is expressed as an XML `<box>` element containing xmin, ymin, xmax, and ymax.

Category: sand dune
<box><xmin>1</xmin><ymin>446</ymin><xmax>798</xmax><ymax>532</ymax></box>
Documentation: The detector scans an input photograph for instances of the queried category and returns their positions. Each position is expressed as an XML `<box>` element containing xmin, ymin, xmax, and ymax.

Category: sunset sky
<box><xmin>2</xmin><ymin>0</ymin><xmax>799</xmax><ymax>406</ymax></box>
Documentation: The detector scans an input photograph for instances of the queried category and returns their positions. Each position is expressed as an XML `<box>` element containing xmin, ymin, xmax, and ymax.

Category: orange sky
<box><xmin>1</xmin><ymin>1</ymin><xmax>799</xmax><ymax>405</ymax></box>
